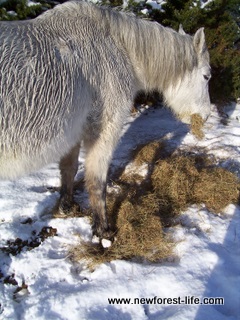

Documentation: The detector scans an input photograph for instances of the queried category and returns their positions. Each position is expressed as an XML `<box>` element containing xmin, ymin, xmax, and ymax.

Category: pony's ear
<box><xmin>193</xmin><ymin>27</ymin><xmax>207</xmax><ymax>56</ymax></box>
<box><xmin>178</xmin><ymin>24</ymin><xmax>186</xmax><ymax>35</ymax></box>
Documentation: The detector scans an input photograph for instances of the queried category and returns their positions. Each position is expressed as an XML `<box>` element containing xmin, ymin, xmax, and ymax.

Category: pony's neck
<box><xmin>108</xmin><ymin>12</ymin><xmax>197</xmax><ymax>93</ymax></box>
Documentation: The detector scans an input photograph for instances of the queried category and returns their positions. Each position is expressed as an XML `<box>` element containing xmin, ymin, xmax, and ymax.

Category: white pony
<box><xmin>0</xmin><ymin>1</ymin><xmax>211</xmax><ymax>236</ymax></box>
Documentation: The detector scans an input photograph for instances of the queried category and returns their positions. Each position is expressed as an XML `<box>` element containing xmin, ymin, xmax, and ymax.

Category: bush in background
<box><xmin>0</xmin><ymin>0</ymin><xmax>63</xmax><ymax>20</ymax></box>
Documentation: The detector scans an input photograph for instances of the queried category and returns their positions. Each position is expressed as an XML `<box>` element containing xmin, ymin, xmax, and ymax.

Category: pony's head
<box><xmin>164</xmin><ymin>27</ymin><xmax>211</xmax><ymax>124</ymax></box>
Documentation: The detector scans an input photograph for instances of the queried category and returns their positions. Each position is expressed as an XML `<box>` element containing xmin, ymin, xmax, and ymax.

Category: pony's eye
<box><xmin>203</xmin><ymin>74</ymin><xmax>210</xmax><ymax>81</ymax></box>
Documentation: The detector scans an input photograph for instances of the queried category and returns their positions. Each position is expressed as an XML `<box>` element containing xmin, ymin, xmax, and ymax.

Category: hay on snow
<box><xmin>70</xmin><ymin>140</ymin><xmax>239</xmax><ymax>268</ymax></box>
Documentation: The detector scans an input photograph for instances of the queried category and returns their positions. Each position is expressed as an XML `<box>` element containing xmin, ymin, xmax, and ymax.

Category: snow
<box><xmin>27</xmin><ymin>1</ymin><xmax>40</xmax><ymax>7</ymax></box>
<box><xmin>0</xmin><ymin>102</ymin><xmax>240</xmax><ymax>320</ymax></box>
<box><xmin>6</xmin><ymin>11</ymin><xmax>17</xmax><ymax>16</ymax></box>
<box><xmin>200</xmin><ymin>0</ymin><xmax>214</xmax><ymax>9</ymax></box>
<box><xmin>146</xmin><ymin>0</ymin><xmax>166</xmax><ymax>11</ymax></box>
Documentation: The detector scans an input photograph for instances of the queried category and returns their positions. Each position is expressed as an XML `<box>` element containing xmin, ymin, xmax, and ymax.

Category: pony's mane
<box><xmin>38</xmin><ymin>1</ymin><xmax>198</xmax><ymax>91</ymax></box>
<box><xmin>108</xmin><ymin>12</ymin><xmax>198</xmax><ymax>91</ymax></box>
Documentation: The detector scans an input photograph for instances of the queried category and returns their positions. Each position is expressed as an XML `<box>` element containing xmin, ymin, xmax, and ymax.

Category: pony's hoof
<box><xmin>92</xmin><ymin>224</ymin><xmax>115</xmax><ymax>243</ymax></box>
<box><xmin>59</xmin><ymin>200</ymin><xmax>77</xmax><ymax>215</ymax></box>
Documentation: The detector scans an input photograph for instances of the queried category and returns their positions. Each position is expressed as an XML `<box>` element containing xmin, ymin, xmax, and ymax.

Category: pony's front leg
<box><xmin>59</xmin><ymin>142</ymin><xmax>81</xmax><ymax>214</ymax></box>
<box><xmin>86</xmin><ymin>169</ymin><xmax>108</xmax><ymax>238</ymax></box>
<box><xmin>84</xmin><ymin>126</ymin><xmax>121</xmax><ymax>238</ymax></box>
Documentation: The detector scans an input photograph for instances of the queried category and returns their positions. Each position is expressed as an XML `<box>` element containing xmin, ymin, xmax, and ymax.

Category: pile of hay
<box><xmin>192</xmin><ymin>167</ymin><xmax>239</xmax><ymax>211</ymax></box>
<box><xmin>152</xmin><ymin>156</ymin><xmax>199</xmax><ymax>211</ymax></box>
<box><xmin>74</xmin><ymin>197</ymin><xmax>173</xmax><ymax>269</ymax></box>
<box><xmin>152</xmin><ymin>155</ymin><xmax>239</xmax><ymax>213</ymax></box>
<box><xmin>70</xmin><ymin>141</ymin><xmax>239</xmax><ymax>268</ymax></box>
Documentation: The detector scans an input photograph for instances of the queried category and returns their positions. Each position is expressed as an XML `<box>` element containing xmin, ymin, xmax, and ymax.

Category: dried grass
<box><xmin>71</xmin><ymin>197</ymin><xmax>173</xmax><ymax>269</ymax></box>
<box><xmin>193</xmin><ymin>168</ymin><xmax>239</xmax><ymax>212</ymax></box>
<box><xmin>70</xmin><ymin>141</ymin><xmax>240</xmax><ymax>268</ymax></box>
<box><xmin>152</xmin><ymin>155</ymin><xmax>239</xmax><ymax>213</ymax></box>
<box><xmin>152</xmin><ymin>156</ymin><xmax>199</xmax><ymax>210</ymax></box>
<box><xmin>112</xmin><ymin>199</ymin><xmax>172</xmax><ymax>260</ymax></box>
<box><xmin>191</xmin><ymin>114</ymin><xmax>204</xmax><ymax>140</ymax></box>
<box><xmin>132</xmin><ymin>141</ymin><xmax>164</xmax><ymax>165</ymax></box>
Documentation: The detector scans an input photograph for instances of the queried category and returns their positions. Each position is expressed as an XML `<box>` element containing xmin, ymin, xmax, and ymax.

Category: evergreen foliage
<box><xmin>0</xmin><ymin>0</ymin><xmax>54</xmax><ymax>20</ymax></box>
<box><xmin>0</xmin><ymin>0</ymin><xmax>239</xmax><ymax>102</ymax></box>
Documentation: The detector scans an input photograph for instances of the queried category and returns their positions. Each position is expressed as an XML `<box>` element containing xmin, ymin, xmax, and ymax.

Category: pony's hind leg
<box><xmin>58</xmin><ymin>142</ymin><xmax>81</xmax><ymax>214</ymax></box>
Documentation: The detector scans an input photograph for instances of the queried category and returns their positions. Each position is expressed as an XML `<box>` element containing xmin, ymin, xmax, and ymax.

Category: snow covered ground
<box><xmin>0</xmin><ymin>103</ymin><xmax>240</xmax><ymax>320</ymax></box>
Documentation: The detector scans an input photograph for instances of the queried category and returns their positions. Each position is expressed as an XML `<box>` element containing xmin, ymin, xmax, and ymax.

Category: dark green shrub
<box><xmin>0</xmin><ymin>0</ymin><xmax>53</xmax><ymax>20</ymax></box>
